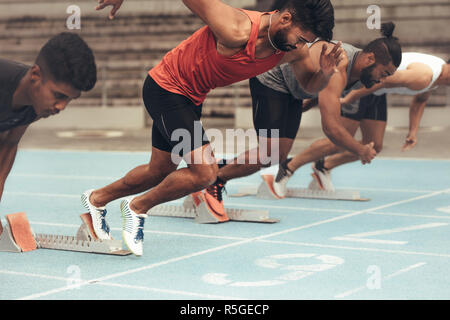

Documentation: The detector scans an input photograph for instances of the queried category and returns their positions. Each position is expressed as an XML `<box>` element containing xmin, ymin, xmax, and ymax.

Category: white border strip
<box><xmin>26</xmin><ymin>220</ymin><xmax>450</xmax><ymax>258</ymax></box>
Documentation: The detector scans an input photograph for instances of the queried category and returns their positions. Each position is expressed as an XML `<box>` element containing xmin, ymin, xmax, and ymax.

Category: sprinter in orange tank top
<box><xmin>83</xmin><ymin>0</ymin><xmax>342</xmax><ymax>256</ymax></box>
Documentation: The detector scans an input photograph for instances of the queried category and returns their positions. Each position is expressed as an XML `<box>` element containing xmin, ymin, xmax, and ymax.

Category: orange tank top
<box><xmin>149</xmin><ymin>9</ymin><xmax>285</xmax><ymax>106</ymax></box>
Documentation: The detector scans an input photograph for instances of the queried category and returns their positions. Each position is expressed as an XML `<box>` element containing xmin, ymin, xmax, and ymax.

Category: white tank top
<box><xmin>374</xmin><ymin>52</ymin><xmax>446</xmax><ymax>96</ymax></box>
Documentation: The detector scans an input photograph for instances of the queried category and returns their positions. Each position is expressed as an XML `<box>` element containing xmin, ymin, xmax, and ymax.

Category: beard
<box><xmin>360</xmin><ymin>63</ymin><xmax>380</xmax><ymax>88</ymax></box>
<box><xmin>271</xmin><ymin>29</ymin><xmax>297</xmax><ymax>52</ymax></box>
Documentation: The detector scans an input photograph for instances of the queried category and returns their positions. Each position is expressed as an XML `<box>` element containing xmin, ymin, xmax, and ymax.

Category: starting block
<box><xmin>0</xmin><ymin>212</ymin><xmax>131</xmax><ymax>256</ymax></box>
<box><xmin>231</xmin><ymin>174</ymin><xmax>369</xmax><ymax>201</ymax></box>
<box><xmin>148</xmin><ymin>191</ymin><xmax>279</xmax><ymax>224</ymax></box>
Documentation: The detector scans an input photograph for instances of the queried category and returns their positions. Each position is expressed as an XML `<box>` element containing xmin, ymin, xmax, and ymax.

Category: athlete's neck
<box><xmin>12</xmin><ymin>70</ymin><xmax>33</xmax><ymax>109</ymax></box>
<box><xmin>349</xmin><ymin>51</ymin><xmax>364</xmax><ymax>83</ymax></box>
<box><xmin>259</xmin><ymin>12</ymin><xmax>280</xmax><ymax>55</ymax></box>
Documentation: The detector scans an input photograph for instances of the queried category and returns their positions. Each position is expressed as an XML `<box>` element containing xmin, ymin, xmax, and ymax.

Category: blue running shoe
<box><xmin>81</xmin><ymin>189</ymin><xmax>112</xmax><ymax>240</ymax></box>
<box><xmin>120</xmin><ymin>197</ymin><xmax>148</xmax><ymax>256</ymax></box>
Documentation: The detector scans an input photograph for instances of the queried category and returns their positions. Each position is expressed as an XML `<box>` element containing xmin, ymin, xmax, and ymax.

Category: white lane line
<box><xmin>8</xmin><ymin>172</ymin><xmax>438</xmax><ymax>194</ymax></box>
<box><xmin>334</xmin><ymin>262</ymin><xmax>427</xmax><ymax>299</ymax></box>
<box><xmin>0</xmin><ymin>270</ymin><xmax>242</xmax><ymax>300</ymax></box>
<box><xmin>224</xmin><ymin>202</ymin><xmax>353</xmax><ymax>213</ymax></box>
<box><xmin>19</xmin><ymin>148</ymin><xmax>150</xmax><ymax>155</ymax></box>
<box><xmin>244</xmin><ymin>189</ymin><xmax>450</xmax><ymax>241</ymax></box>
<box><xmin>4</xmin><ymin>191</ymin><xmax>354</xmax><ymax>213</ymax></box>
<box><xmin>10</xmin><ymin>173</ymin><xmax>119</xmax><ymax>181</ymax></box>
<box><xmin>369</xmin><ymin>211</ymin><xmax>450</xmax><ymax>220</ymax></box>
<box><xmin>4</xmin><ymin>191</ymin><xmax>80</xmax><ymax>199</ymax></box>
<box><xmin>98</xmin><ymin>282</ymin><xmax>243</xmax><ymax>300</ymax></box>
<box><xmin>17</xmin><ymin>188</ymin><xmax>449</xmax><ymax>300</ymax></box>
<box><xmin>28</xmin><ymin>220</ymin><xmax>450</xmax><ymax>258</ymax></box>
<box><xmin>343</xmin><ymin>222</ymin><xmax>448</xmax><ymax>238</ymax></box>
<box><xmin>330</xmin><ymin>237</ymin><xmax>408</xmax><ymax>245</ymax></box>
<box><xmin>331</xmin><ymin>222</ymin><xmax>449</xmax><ymax>245</ymax></box>
<box><xmin>18</xmin><ymin>148</ymin><xmax>450</xmax><ymax>162</ymax></box>
<box><xmin>257</xmin><ymin>239</ymin><xmax>450</xmax><ymax>258</ymax></box>
<box><xmin>29</xmin><ymin>220</ymin><xmax>247</xmax><ymax>241</ymax></box>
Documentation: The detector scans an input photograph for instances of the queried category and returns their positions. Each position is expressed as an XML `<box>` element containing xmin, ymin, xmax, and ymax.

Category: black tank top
<box><xmin>0</xmin><ymin>58</ymin><xmax>37</xmax><ymax>132</ymax></box>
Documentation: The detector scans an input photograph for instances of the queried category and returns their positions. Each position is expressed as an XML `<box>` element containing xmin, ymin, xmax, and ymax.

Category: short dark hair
<box><xmin>36</xmin><ymin>32</ymin><xmax>97</xmax><ymax>91</ymax></box>
<box><xmin>363</xmin><ymin>22</ymin><xmax>402</xmax><ymax>67</ymax></box>
<box><xmin>276</xmin><ymin>0</ymin><xmax>335</xmax><ymax>42</ymax></box>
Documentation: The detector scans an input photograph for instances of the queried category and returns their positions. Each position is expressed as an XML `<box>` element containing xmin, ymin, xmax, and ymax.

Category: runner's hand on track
<box><xmin>402</xmin><ymin>133</ymin><xmax>418</xmax><ymax>151</ymax></box>
<box><xmin>96</xmin><ymin>0</ymin><xmax>124</xmax><ymax>19</ymax></box>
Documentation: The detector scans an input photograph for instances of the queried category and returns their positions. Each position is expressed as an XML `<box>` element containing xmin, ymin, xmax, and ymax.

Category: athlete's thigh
<box><xmin>359</xmin><ymin>93</ymin><xmax>387</xmax><ymax>149</ymax></box>
<box><xmin>149</xmin><ymin>146</ymin><xmax>180</xmax><ymax>174</ymax></box>
<box><xmin>340</xmin><ymin>115</ymin><xmax>361</xmax><ymax>136</ymax></box>
<box><xmin>359</xmin><ymin>119</ymin><xmax>387</xmax><ymax>149</ymax></box>
<box><xmin>249</xmin><ymin>77</ymin><xmax>291</xmax><ymax>138</ymax></box>
<box><xmin>257</xmin><ymin>136</ymin><xmax>293</xmax><ymax>164</ymax></box>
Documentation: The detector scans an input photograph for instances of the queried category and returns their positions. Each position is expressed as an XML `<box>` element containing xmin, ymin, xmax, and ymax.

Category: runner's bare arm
<box><xmin>380</xmin><ymin>66</ymin><xmax>433</xmax><ymax>91</ymax></box>
<box><xmin>342</xmin><ymin>67</ymin><xmax>430</xmax><ymax>105</ymax></box>
<box><xmin>95</xmin><ymin>0</ymin><xmax>251</xmax><ymax>47</ymax></box>
<box><xmin>181</xmin><ymin>0</ymin><xmax>251</xmax><ymax>48</ymax></box>
<box><xmin>402</xmin><ymin>91</ymin><xmax>431</xmax><ymax>151</ymax></box>
<box><xmin>95</xmin><ymin>0</ymin><xmax>124</xmax><ymax>19</ymax></box>
<box><xmin>340</xmin><ymin>84</ymin><xmax>383</xmax><ymax>105</ymax></box>
<box><xmin>318</xmin><ymin>68</ymin><xmax>377</xmax><ymax>164</ymax></box>
<box><xmin>0</xmin><ymin>125</ymin><xmax>28</xmax><ymax>202</ymax></box>
<box><xmin>281</xmin><ymin>42</ymin><xmax>344</xmax><ymax>94</ymax></box>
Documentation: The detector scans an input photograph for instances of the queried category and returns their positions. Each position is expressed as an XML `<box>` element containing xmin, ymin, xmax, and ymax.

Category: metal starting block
<box><xmin>0</xmin><ymin>212</ymin><xmax>131</xmax><ymax>256</ymax></box>
<box><xmin>148</xmin><ymin>192</ymin><xmax>279</xmax><ymax>224</ymax></box>
<box><xmin>231</xmin><ymin>174</ymin><xmax>369</xmax><ymax>201</ymax></box>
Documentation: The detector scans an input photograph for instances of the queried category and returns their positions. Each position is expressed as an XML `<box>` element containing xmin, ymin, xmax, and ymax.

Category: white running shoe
<box><xmin>81</xmin><ymin>189</ymin><xmax>112</xmax><ymax>240</ymax></box>
<box><xmin>120</xmin><ymin>198</ymin><xmax>148</xmax><ymax>256</ymax></box>
<box><xmin>312</xmin><ymin>159</ymin><xmax>335</xmax><ymax>192</ymax></box>
<box><xmin>273</xmin><ymin>159</ymin><xmax>293</xmax><ymax>197</ymax></box>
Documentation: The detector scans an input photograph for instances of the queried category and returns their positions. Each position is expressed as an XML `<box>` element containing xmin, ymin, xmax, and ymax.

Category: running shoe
<box><xmin>81</xmin><ymin>189</ymin><xmax>112</xmax><ymax>240</ymax></box>
<box><xmin>120</xmin><ymin>197</ymin><xmax>148</xmax><ymax>256</ymax></box>
<box><xmin>273</xmin><ymin>158</ymin><xmax>293</xmax><ymax>197</ymax></box>
<box><xmin>204</xmin><ymin>178</ymin><xmax>228</xmax><ymax>219</ymax></box>
<box><xmin>312</xmin><ymin>159</ymin><xmax>335</xmax><ymax>192</ymax></box>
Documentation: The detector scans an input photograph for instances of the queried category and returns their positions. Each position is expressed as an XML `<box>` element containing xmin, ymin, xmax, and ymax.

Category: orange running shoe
<box><xmin>204</xmin><ymin>179</ymin><xmax>228</xmax><ymax>219</ymax></box>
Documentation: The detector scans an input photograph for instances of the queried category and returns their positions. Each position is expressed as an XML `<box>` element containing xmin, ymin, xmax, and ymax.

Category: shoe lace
<box><xmin>206</xmin><ymin>182</ymin><xmax>227</xmax><ymax>202</ymax></box>
<box><xmin>275</xmin><ymin>166</ymin><xmax>287</xmax><ymax>183</ymax></box>
<box><xmin>275</xmin><ymin>159</ymin><xmax>292</xmax><ymax>183</ymax></box>
<box><xmin>314</xmin><ymin>158</ymin><xmax>329</xmax><ymax>173</ymax></box>
<box><xmin>135</xmin><ymin>216</ymin><xmax>145</xmax><ymax>242</ymax></box>
<box><xmin>98</xmin><ymin>209</ymin><xmax>110</xmax><ymax>234</ymax></box>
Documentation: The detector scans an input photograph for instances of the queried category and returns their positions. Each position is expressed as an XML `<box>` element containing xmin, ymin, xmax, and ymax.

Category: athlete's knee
<box><xmin>258</xmin><ymin>140</ymin><xmax>290</xmax><ymax>165</ymax></box>
<box><xmin>190</xmin><ymin>163</ymin><xmax>218</xmax><ymax>189</ymax></box>
<box><xmin>146</xmin><ymin>162</ymin><xmax>176</xmax><ymax>180</ymax></box>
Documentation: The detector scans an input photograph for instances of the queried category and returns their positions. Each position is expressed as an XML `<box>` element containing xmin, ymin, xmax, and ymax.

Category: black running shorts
<box><xmin>143</xmin><ymin>75</ymin><xmax>209</xmax><ymax>156</ymax></box>
<box><xmin>341</xmin><ymin>93</ymin><xmax>387</xmax><ymax>122</ymax></box>
<box><xmin>249</xmin><ymin>77</ymin><xmax>303</xmax><ymax>139</ymax></box>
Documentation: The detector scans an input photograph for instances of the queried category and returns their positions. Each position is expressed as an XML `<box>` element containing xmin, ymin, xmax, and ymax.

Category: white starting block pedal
<box><xmin>148</xmin><ymin>192</ymin><xmax>279</xmax><ymax>224</ymax></box>
<box><xmin>232</xmin><ymin>174</ymin><xmax>369</xmax><ymax>201</ymax></box>
<box><xmin>0</xmin><ymin>212</ymin><xmax>131</xmax><ymax>256</ymax></box>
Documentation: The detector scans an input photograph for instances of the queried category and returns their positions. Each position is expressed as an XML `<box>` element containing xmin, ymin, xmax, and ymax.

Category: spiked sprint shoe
<box><xmin>81</xmin><ymin>189</ymin><xmax>112</xmax><ymax>240</ymax></box>
<box><xmin>120</xmin><ymin>197</ymin><xmax>148</xmax><ymax>256</ymax></box>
